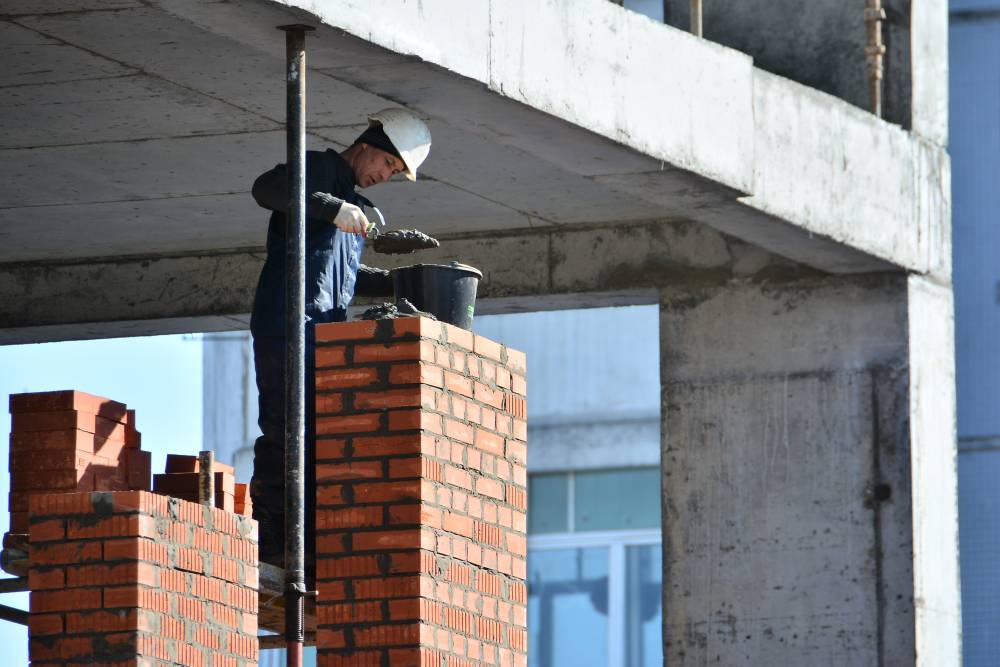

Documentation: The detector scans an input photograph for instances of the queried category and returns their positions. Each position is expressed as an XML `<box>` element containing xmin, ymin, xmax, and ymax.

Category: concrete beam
<box><xmin>284</xmin><ymin>0</ymin><xmax>950</xmax><ymax>278</ymax></box>
<box><xmin>0</xmin><ymin>220</ymin><xmax>810</xmax><ymax>344</ymax></box>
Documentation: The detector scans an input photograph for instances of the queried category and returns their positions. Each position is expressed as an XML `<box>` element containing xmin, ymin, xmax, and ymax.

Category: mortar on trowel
<box><xmin>363</xmin><ymin>203</ymin><xmax>483</xmax><ymax>331</ymax></box>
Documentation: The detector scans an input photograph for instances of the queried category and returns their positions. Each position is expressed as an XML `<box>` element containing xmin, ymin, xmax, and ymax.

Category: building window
<box><xmin>528</xmin><ymin>469</ymin><xmax>662</xmax><ymax>666</ymax></box>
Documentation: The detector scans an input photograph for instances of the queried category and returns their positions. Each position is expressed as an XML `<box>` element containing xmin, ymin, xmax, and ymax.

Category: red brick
<box><xmin>316</xmin><ymin>413</ymin><xmax>382</xmax><ymax>434</ymax></box>
<box><xmin>353</xmin><ymin>480</ymin><xmax>422</xmax><ymax>503</ymax></box>
<box><xmin>476</xmin><ymin>477</ymin><xmax>505</xmax><ymax>501</ymax></box>
<box><xmin>30</xmin><ymin>519</ymin><xmax>65</xmax><ymax>542</ymax></box>
<box><xmin>443</xmin><ymin>512</ymin><xmax>474</xmax><ymax>538</ymax></box>
<box><xmin>316</xmin><ymin>438</ymin><xmax>348</xmax><ymax>460</ymax></box>
<box><xmin>316</xmin><ymin>484</ymin><xmax>347</xmax><ymax>506</ymax></box>
<box><xmin>124</xmin><ymin>449</ymin><xmax>151</xmax><ymax>491</ymax></box>
<box><xmin>473</xmin><ymin>335</ymin><xmax>503</xmax><ymax>363</ymax></box>
<box><xmin>316</xmin><ymin>554</ymin><xmax>383</xmax><ymax>580</ymax></box>
<box><xmin>444</xmin><ymin>419</ymin><xmax>474</xmax><ymax>444</ymax></box>
<box><xmin>10</xmin><ymin>390</ymin><xmax>128</xmax><ymax>423</ymax></box>
<box><xmin>389</xmin><ymin>363</ymin><xmax>444</xmax><ymax>388</ymax></box>
<box><xmin>31</xmin><ymin>540</ymin><xmax>102</xmax><ymax>565</ymax></box>
<box><xmin>354</xmin><ymin>387</ymin><xmax>424</xmax><ymax>410</ymax></box>
<box><xmin>445</xmin><ymin>467</ymin><xmax>473</xmax><ymax>491</ymax></box>
<box><xmin>391</xmin><ymin>316</ymin><xmax>444</xmax><ymax>340</ymax></box>
<box><xmin>12</xmin><ymin>410</ymin><xmax>127</xmax><ymax>442</ymax></box>
<box><xmin>316</xmin><ymin>367</ymin><xmax>379</xmax><ymax>390</ymax></box>
<box><xmin>29</xmin><ymin>568</ymin><xmax>65</xmax><ymax>590</ymax></box>
<box><xmin>353</xmin><ymin>340</ymin><xmax>426</xmax><ymax>363</ymax></box>
<box><xmin>316</xmin><ymin>461</ymin><xmax>383</xmax><ymax>482</ymax></box>
<box><xmin>31</xmin><ymin>587</ymin><xmax>102</xmax><ymax>613</ymax></box>
<box><xmin>315</xmin><ymin>346</ymin><xmax>348</xmax><ymax>368</ymax></box>
<box><xmin>28</xmin><ymin>613</ymin><xmax>63</xmax><ymax>636</ymax></box>
<box><xmin>444</xmin><ymin>325</ymin><xmax>474</xmax><ymax>351</ymax></box>
<box><xmin>474</xmin><ymin>428</ymin><xmax>504</xmax><ymax>456</ymax></box>
<box><xmin>315</xmin><ymin>393</ymin><xmax>345</xmax><ymax>414</ymax></box>
<box><xmin>505</xmin><ymin>348</ymin><xmax>526</xmax><ymax>375</ymax></box>
<box><xmin>316</xmin><ymin>506</ymin><xmax>383</xmax><ymax>529</ymax></box>
<box><xmin>353</xmin><ymin>529</ymin><xmax>433</xmax><ymax>552</ymax></box>
<box><xmin>315</xmin><ymin>320</ymin><xmax>377</xmax><ymax>342</ymax></box>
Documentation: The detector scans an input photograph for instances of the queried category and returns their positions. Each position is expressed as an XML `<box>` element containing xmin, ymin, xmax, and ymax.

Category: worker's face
<box><xmin>354</xmin><ymin>144</ymin><xmax>406</xmax><ymax>188</ymax></box>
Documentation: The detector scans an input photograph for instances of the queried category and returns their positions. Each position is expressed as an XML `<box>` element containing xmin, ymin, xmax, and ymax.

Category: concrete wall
<box><xmin>659</xmin><ymin>275</ymin><xmax>959</xmax><ymax>665</ymax></box>
<box><xmin>661</xmin><ymin>0</ymin><xmax>948</xmax><ymax>143</ymax></box>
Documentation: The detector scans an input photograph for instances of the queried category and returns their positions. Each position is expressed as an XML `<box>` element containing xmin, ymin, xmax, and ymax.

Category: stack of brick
<box><xmin>312</xmin><ymin>317</ymin><xmax>528</xmax><ymax>666</ymax></box>
<box><xmin>8</xmin><ymin>390</ymin><xmax>151</xmax><ymax>535</ymax></box>
<box><xmin>26</xmin><ymin>490</ymin><xmax>258</xmax><ymax>666</ymax></box>
<box><xmin>152</xmin><ymin>454</ymin><xmax>250</xmax><ymax>516</ymax></box>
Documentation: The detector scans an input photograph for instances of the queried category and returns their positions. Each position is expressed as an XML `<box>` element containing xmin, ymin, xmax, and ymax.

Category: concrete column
<box><xmin>658</xmin><ymin>274</ymin><xmax>960</xmax><ymax>665</ymax></box>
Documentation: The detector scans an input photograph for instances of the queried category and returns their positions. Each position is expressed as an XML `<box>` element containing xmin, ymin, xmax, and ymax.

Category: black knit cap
<box><xmin>354</xmin><ymin>124</ymin><xmax>403</xmax><ymax>161</ymax></box>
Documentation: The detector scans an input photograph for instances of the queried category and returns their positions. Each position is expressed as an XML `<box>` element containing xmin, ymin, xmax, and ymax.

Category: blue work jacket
<box><xmin>249</xmin><ymin>150</ymin><xmax>367</xmax><ymax>338</ymax></box>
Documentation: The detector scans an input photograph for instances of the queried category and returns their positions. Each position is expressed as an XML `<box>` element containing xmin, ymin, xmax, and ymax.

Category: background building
<box><xmin>951</xmin><ymin>1</ymin><xmax>1000</xmax><ymax>664</ymax></box>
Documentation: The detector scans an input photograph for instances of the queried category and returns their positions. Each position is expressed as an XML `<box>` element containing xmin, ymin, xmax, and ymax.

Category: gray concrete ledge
<box><xmin>289</xmin><ymin>0</ymin><xmax>950</xmax><ymax>277</ymax></box>
<box><xmin>0</xmin><ymin>220</ymin><xmax>809</xmax><ymax>344</ymax></box>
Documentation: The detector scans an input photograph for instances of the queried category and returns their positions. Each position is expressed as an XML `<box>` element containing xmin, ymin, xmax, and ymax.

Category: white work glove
<box><xmin>332</xmin><ymin>203</ymin><xmax>369</xmax><ymax>235</ymax></box>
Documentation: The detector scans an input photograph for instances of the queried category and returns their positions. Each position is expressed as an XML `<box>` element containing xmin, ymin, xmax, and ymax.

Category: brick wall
<box><xmin>8</xmin><ymin>390</ymin><xmax>150</xmax><ymax>535</ymax></box>
<box><xmin>312</xmin><ymin>317</ymin><xmax>528</xmax><ymax>667</ymax></box>
<box><xmin>26</xmin><ymin>490</ymin><xmax>258</xmax><ymax>667</ymax></box>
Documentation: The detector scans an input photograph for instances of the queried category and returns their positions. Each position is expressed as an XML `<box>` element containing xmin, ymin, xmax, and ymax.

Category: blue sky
<box><xmin>0</xmin><ymin>334</ymin><xmax>203</xmax><ymax>664</ymax></box>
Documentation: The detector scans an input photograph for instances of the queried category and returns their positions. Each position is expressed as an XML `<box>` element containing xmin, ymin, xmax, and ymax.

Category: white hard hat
<box><xmin>367</xmin><ymin>108</ymin><xmax>431</xmax><ymax>182</ymax></box>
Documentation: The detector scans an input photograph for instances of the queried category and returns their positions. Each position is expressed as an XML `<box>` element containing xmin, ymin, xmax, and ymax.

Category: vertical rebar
<box><xmin>278</xmin><ymin>22</ymin><xmax>313</xmax><ymax>667</ymax></box>
<box><xmin>864</xmin><ymin>0</ymin><xmax>886</xmax><ymax>117</ymax></box>
<box><xmin>690</xmin><ymin>0</ymin><xmax>702</xmax><ymax>37</ymax></box>
<box><xmin>198</xmin><ymin>450</ymin><xmax>215</xmax><ymax>507</ymax></box>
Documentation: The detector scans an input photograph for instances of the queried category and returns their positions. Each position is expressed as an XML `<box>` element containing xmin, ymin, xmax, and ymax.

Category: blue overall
<box><xmin>249</xmin><ymin>149</ymin><xmax>366</xmax><ymax>563</ymax></box>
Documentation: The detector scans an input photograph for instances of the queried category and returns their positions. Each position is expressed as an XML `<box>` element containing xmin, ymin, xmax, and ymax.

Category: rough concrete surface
<box><xmin>906</xmin><ymin>275</ymin><xmax>962</xmax><ymax>665</ymax></box>
<box><xmin>0</xmin><ymin>220</ymin><xmax>803</xmax><ymax>343</ymax></box>
<box><xmin>0</xmin><ymin>0</ymin><xmax>950</xmax><ymax>315</ymax></box>
<box><xmin>658</xmin><ymin>276</ymin><xmax>956</xmax><ymax>665</ymax></box>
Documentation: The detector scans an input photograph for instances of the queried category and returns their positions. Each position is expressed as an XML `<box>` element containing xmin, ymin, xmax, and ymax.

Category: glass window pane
<box><xmin>529</xmin><ymin>547</ymin><xmax>609</xmax><ymax>666</ymax></box>
<box><xmin>625</xmin><ymin>544</ymin><xmax>663</xmax><ymax>667</ymax></box>
<box><xmin>529</xmin><ymin>473</ymin><xmax>569</xmax><ymax>534</ymax></box>
<box><xmin>574</xmin><ymin>468</ymin><xmax>661</xmax><ymax>532</ymax></box>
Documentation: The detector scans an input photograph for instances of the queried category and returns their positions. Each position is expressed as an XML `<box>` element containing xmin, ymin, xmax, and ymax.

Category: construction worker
<box><xmin>248</xmin><ymin>108</ymin><xmax>432</xmax><ymax>566</ymax></box>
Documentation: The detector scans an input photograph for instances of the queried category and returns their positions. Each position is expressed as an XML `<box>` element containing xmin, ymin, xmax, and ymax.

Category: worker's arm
<box><xmin>354</xmin><ymin>265</ymin><xmax>394</xmax><ymax>298</ymax></box>
<box><xmin>251</xmin><ymin>153</ymin><xmax>367</xmax><ymax>233</ymax></box>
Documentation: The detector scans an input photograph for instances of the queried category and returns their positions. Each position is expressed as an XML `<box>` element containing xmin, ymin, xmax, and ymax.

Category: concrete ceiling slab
<box><xmin>2</xmin><ymin>1</ymin><xmax>141</xmax><ymax>15</ymax></box>
<box><xmin>2</xmin><ymin>75</ymin><xmax>277</xmax><ymax>149</ymax></box>
<box><xmin>0</xmin><ymin>0</ymin><xmax>934</xmax><ymax>298</ymax></box>
<box><xmin>1</xmin><ymin>131</ymin><xmax>286</xmax><ymax>209</ymax></box>
<box><xmin>0</xmin><ymin>193</ymin><xmax>262</xmax><ymax>263</ymax></box>
<box><xmin>314</xmin><ymin>121</ymin><xmax>668</xmax><ymax>225</ymax></box>
<box><xmin>16</xmin><ymin>7</ymin><xmax>396</xmax><ymax>129</ymax></box>
<box><xmin>0</xmin><ymin>21</ymin><xmax>135</xmax><ymax>87</ymax></box>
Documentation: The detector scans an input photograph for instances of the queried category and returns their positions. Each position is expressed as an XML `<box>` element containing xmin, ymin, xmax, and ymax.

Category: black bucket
<box><xmin>391</xmin><ymin>262</ymin><xmax>483</xmax><ymax>330</ymax></box>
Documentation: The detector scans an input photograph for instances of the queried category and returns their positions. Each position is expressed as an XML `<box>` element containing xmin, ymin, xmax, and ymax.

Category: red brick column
<box><xmin>313</xmin><ymin>317</ymin><xmax>528</xmax><ymax>667</ymax></box>
<box><xmin>8</xmin><ymin>390</ymin><xmax>150</xmax><ymax>535</ymax></box>
<box><xmin>26</xmin><ymin>490</ymin><xmax>258</xmax><ymax>666</ymax></box>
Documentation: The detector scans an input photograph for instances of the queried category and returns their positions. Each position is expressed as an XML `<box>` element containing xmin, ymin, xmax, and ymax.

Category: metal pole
<box><xmin>198</xmin><ymin>450</ymin><xmax>215</xmax><ymax>507</ymax></box>
<box><xmin>690</xmin><ymin>0</ymin><xmax>702</xmax><ymax>37</ymax></box>
<box><xmin>278</xmin><ymin>22</ymin><xmax>313</xmax><ymax>667</ymax></box>
<box><xmin>864</xmin><ymin>0</ymin><xmax>886</xmax><ymax>117</ymax></box>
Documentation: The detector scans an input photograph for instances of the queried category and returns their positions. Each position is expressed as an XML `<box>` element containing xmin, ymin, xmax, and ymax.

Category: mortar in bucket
<box><xmin>391</xmin><ymin>261</ymin><xmax>483</xmax><ymax>330</ymax></box>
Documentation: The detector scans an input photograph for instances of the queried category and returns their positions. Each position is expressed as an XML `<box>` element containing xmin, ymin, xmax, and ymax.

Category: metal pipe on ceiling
<box><xmin>864</xmin><ymin>0</ymin><xmax>886</xmax><ymax>117</ymax></box>
<box><xmin>277</xmin><ymin>22</ymin><xmax>313</xmax><ymax>667</ymax></box>
<box><xmin>690</xmin><ymin>0</ymin><xmax>703</xmax><ymax>37</ymax></box>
